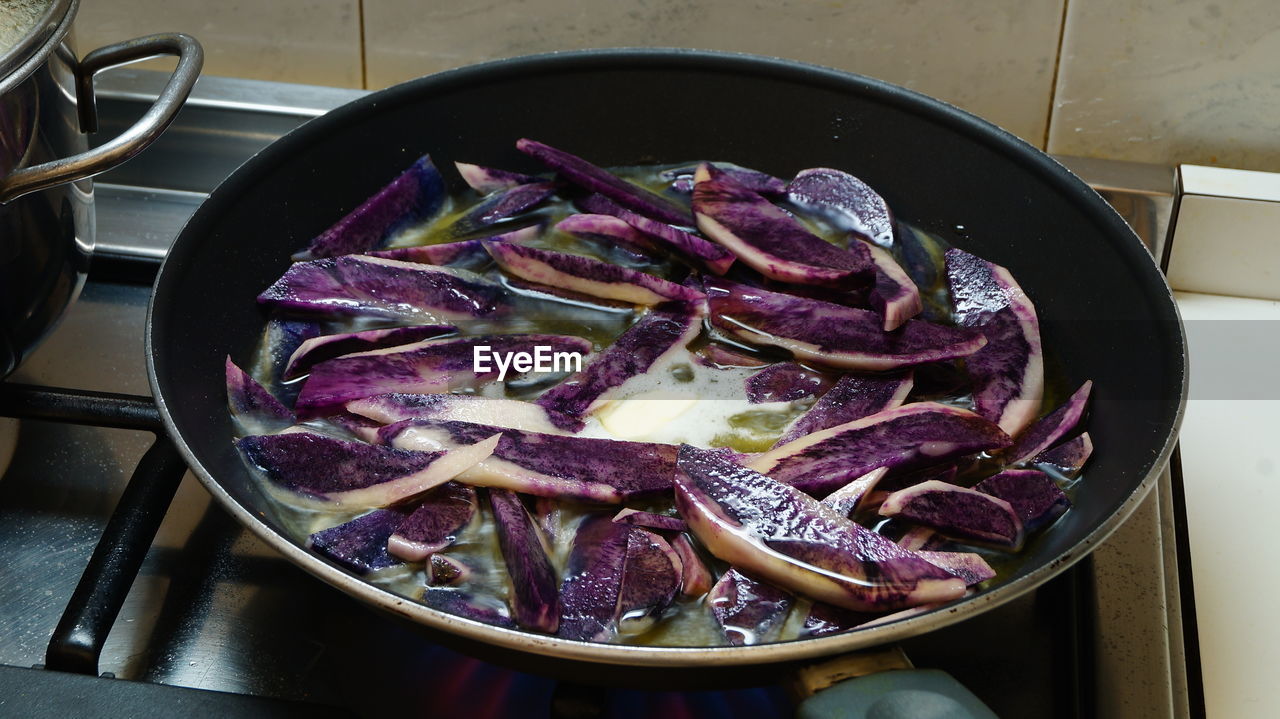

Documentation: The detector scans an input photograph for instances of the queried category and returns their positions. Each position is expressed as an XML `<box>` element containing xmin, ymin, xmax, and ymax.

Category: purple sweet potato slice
<box><xmin>802</xmin><ymin>602</ymin><xmax>877</xmax><ymax>638</ymax></box>
<box><xmin>864</xmin><ymin>464</ymin><xmax>960</xmax><ymax>510</ymax></box>
<box><xmin>774</xmin><ymin>372</ymin><xmax>914</xmax><ymax>447</ymax></box>
<box><xmin>617</xmin><ymin>528</ymin><xmax>683</xmax><ymax>635</ymax></box>
<box><xmin>427</xmin><ymin>554</ymin><xmax>472</xmax><ymax>586</ymax></box>
<box><xmin>295</xmin><ymin>334</ymin><xmax>591</xmax><ymax>418</ymax></box>
<box><xmin>558</xmin><ymin>515</ymin><xmax>631</xmax><ymax>642</ymax></box>
<box><xmin>613</xmin><ymin>508</ymin><xmax>688</xmax><ymax>533</ymax></box>
<box><xmin>236</xmin><ymin>430</ymin><xmax>498</xmax><ymax>508</ymax></box>
<box><xmin>744</xmin><ymin>362</ymin><xmax>833</xmax><ymax>404</ymax></box>
<box><xmin>423</xmin><ymin>588</ymin><xmax>514</xmax><ymax>628</ymax></box>
<box><xmin>489</xmin><ymin>488</ymin><xmax>561</xmax><ymax>633</ymax></box>
<box><xmin>307</xmin><ymin>508</ymin><xmax>408</xmax><ymax>575</ymax></box>
<box><xmin>706</xmin><ymin>278</ymin><xmax>985</xmax><ymax>371</ymax></box>
<box><xmin>675</xmin><ymin>445</ymin><xmax>965</xmax><ymax>612</ymax></box>
<box><xmin>749</xmin><ymin>402</ymin><xmax>1011</xmax><ymax>497</ymax></box>
<box><xmin>450</xmin><ymin>181</ymin><xmax>557</xmax><ymax>235</ymax></box>
<box><xmin>258</xmin><ymin>255</ymin><xmax>507</xmax><ymax>322</ymax></box>
<box><xmin>663</xmin><ymin>163</ymin><xmax>786</xmax><ymax>197</ymax></box>
<box><xmin>554</xmin><ymin>213</ymin><xmax>659</xmax><ymax>259</ymax></box>
<box><xmin>382</xmin><ymin>419</ymin><xmax>678</xmax><ymax>503</ymax></box>
<box><xmin>226</xmin><ymin>357</ymin><xmax>294</xmax><ymax>430</ymax></box>
<box><xmin>327</xmin><ymin>412</ymin><xmax>383</xmax><ymax>443</ymax></box>
<box><xmin>974</xmin><ymin>468</ymin><xmax>1071</xmax><ymax>532</ymax></box>
<box><xmin>820</xmin><ymin>468</ymin><xmax>889</xmax><ymax>519</ymax></box>
<box><xmin>485</xmin><ymin>242</ymin><xmax>703</xmax><ymax>305</ymax></box>
<box><xmin>671</xmin><ymin>534</ymin><xmax>714</xmax><ymax>598</ymax></box>
<box><xmin>693</xmin><ymin>164</ymin><xmax>874</xmax><ymax>286</ymax></box>
<box><xmin>1004</xmin><ymin>381</ymin><xmax>1093</xmax><ymax>464</ymax></box>
<box><xmin>387</xmin><ymin>482</ymin><xmax>478</xmax><ymax>561</ymax></box>
<box><xmin>946</xmin><ymin>248</ymin><xmax>1045</xmax><ymax>436</ymax></box>
<box><xmin>1034</xmin><ymin>432</ymin><xmax>1093</xmax><ymax>479</ymax></box>
<box><xmin>786</xmin><ymin>167</ymin><xmax>896</xmax><ymax>247</ymax></box>
<box><xmin>282</xmin><ymin>325</ymin><xmax>455</xmax><ymax>379</ymax></box>
<box><xmin>516</xmin><ymin>138</ymin><xmax>692</xmax><ymax>226</ymax></box>
<box><xmin>917</xmin><ymin>551</ymin><xmax>996</xmax><ymax>586</ymax></box>
<box><xmin>578</xmin><ymin>193</ymin><xmax>735</xmax><ymax>274</ymax></box>
<box><xmin>347</xmin><ymin>392</ymin><xmax>583</xmax><ymax>434</ymax></box>
<box><xmin>536</xmin><ymin>301</ymin><xmax>704</xmax><ymax>426</ymax></box>
<box><xmin>300</xmin><ymin>154</ymin><xmax>445</xmax><ymax>259</ymax></box>
<box><xmin>366</xmin><ymin>225</ymin><xmax>539</xmax><ymax>269</ymax></box>
<box><xmin>879</xmin><ymin>480</ymin><xmax>1024</xmax><ymax>549</ymax></box>
<box><xmin>863</xmin><ymin>240</ymin><xmax>923</xmax><ymax>331</ymax></box>
<box><xmin>897</xmin><ymin>527</ymin><xmax>948</xmax><ymax>551</ymax></box>
<box><xmin>706</xmin><ymin>568</ymin><xmax>794</xmax><ymax>646</ymax></box>
<box><xmin>696</xmin><ymin>343</ymin><xmax>770</xmax><ymax>368</ymax></box>
<box><xmin>455</xmin><ymin>161</ymin><xmax>540</xmax><ymax>194</ymax></box>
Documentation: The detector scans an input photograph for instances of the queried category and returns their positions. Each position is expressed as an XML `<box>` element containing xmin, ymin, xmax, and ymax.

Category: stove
<box><xmin>0</xmin><ymin>70</ymin><xmax>1199</xmax><ymax>718</ymax></box>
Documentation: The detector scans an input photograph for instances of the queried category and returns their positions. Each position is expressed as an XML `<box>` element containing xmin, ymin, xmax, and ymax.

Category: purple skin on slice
<box><xmin>676</xmin><ymin>445</ymin><xmax>966</xmax><ymax>612</ymax></box>
<box><xmin>612</xmin><ymin>508</ymin><xmax>688</xmax><ymax>533</ymax></box>
<box><xmin>820</xmin><ymin>468</ymin><xmax>889</xmax><ymax>519</ymax></box>
<box><xmin>294</xmin><ymin>334</ymin><xmax>592</xmax><ymax>418</ymax></box>
<box><xmin>258</xmin><ymin>255</ymin><xmax>508</xmax><ymax>322</ymax></box>
<box><xmin>536</xmin><ymin>301</ymin><xmax>705</xmax><ymax>427</ymax></box>
<box><xmin>387</xmin><ymin>482</ymin><xmax>477</xmax><ymax>561</ymax></box>
<box><xmin>454</xmin><ymin>161</ymin><xmax>540</xmax><ymax>194</ymax></box>
<box><xmin>617</xmin><ymin>528</ymin><xmax>683</xmax><ymax>635</ymax></box>
<box><xmin>226</xmin><ymin>357</ymin><xmax>294</xmax><ymax>430</ymax></box>
<box><xmin>707</xmin><ymin>568</ymin><xmax>794</xmax><ymax>646</ymax></box>
<box><xmin>879</xmin><ymin>479</ymin><xmax>1025</xmax><ymax>550</ymax></box>
<box><xmin>365</xmin><ymin>225</ymin><xmax>540</xmax><ymax>270</ymax></box>
<box><xmin>450</xmin><ymin>181</ymin><xmax>557</xmax><ymax>236</ymax></box>
<box><xmin>282</xmin><ymin>324</ymin><xmax>456</xmax><ymax>379</ymax></box>
<box><xmin>749</xmin><ymin>402</ymin><xmax>1011</xmax><ymax>497</ymax></box>
<box><xmin>706</xmin><ymin>277</ymin><xmax>986</xmax><ymax>371</ymax></box>
<box><xmin>897</xmin><ymin>526</ymin><xmax>948</xmax><ymax>551</ymax></box>
<box><xmin>696</xmin><ymin>343</ymin><xmax>770</xmax><ymax>368</ymax></box>
<box><xmin>744</xmin><ymin>362</ymin><xmax>833</xmax><ymax>404</ymax></box>
<box><xmin>785</xmin><ymin>167</ymin><xmax>896</xmax><ymax>247</ymax></box>
<box><xmin>1034</xmin><ymin>432</ymin><xmax>1093</xmax><ymax>479</ymax></box>
<box><xmin>554</xmin><ymin>213</ymin><xmax>660</xmax><ymax>259</ymax></box>
<box><xmin>236</xmin><ymin>431</ymin><xmax>498</xmax><ymax>508</ymax></box>
<box><xmin>1004</xmin><ymin>381</ymin><xmax>1093</xmax><ymax>464</ymax></box>
<box><xmin>427</xmin><ymin>554</ymin><xmax>472</xmax><ymax>586</ymax></box>
<box><xmin>300</xmin><ymin>154</ymin><xmax>445</xmax><ymax>259</ymax></box>
<box><xmin>484</xmin><ymin>242</ymin><xmax>704</xmax><ymax>305</ymax></box>
<box><xmin>774</xmin><ymin>371</ymin><xmax>914</xmax><ymax>447</ymax></box>
<box><xmin>516</xmin><ymin>138</ymin><xmax>693</xmax><ymax>226</ymax></box>
<box><xmin>558</xmin><ymin>515</ymin><xmax>632</xmax><ymax>642</ymax></box>
<box><xmin>946</xmin><ymin>248</ymin><xmax>1045</xmax><ymax>436</ymax></box>
<box><xmin>381</xmin><ymin>419</ymin><xmax>677</xmax><ymax>503</ymax></box>
<box><xmin>489</xmin><ymin>488</ymin><xmax>561</xmax><ymax>633</ymax></box>
<box><xmin>863</xmin><ymin>240</ymin><xmax>924</xmax><ymax>331</ymax></box>
<box><xmin>307</xmin><ymin>508</ymin><xmax>408</xmax><ymax>575</ymax></box>
<box><xmin>347</xmin><ymin>392</ymin><xmax>583</xmax><ymax>434</ymax></box>
<box><xmin>974</xmin><ymin>468</ymin><xmax>1071</xmax><ymax>533</ymax></box>
<box><xmin>663</xmin><ymin>163</ymin><xmax>787</xmax><ymax>197</ymax></box>
<box><xmin>423</xmin><ymin>589</ymin><xmax>514</xmax><ymax>628</ymax></box>
<box><xmin>917</xmin><ymin>551</ymin><xmax>997</xmax><ymax>586</ymax></box>
<box><xmin>577</xmin><ymin>193</ymin><xmax>735</xmax><ymax>275</ymax></box>
<box><xmin>692</xmin><ymin>164</ymin><xmax>874</xmax><ymax>286</ymax></box>
<box><xmin>671</xmin><ymin>534</ymin><xmax>714</xmax><ymax>598</ymax></box>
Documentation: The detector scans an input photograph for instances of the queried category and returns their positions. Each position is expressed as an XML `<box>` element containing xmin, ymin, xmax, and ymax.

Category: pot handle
<box><xmin>0</xmin><ymin>33</ymin><xmax>203</xmax><ymax>204</ymax></box>
<box><xmin>792</xmin><ymin>646</ymin><xmax>998</xmax><ymax>719</ymax></box>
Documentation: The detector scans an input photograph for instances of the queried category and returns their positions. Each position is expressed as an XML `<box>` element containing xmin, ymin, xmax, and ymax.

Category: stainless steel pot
<box><xmin>0</xmin><ymin>0</ymin><xmax>200</xmax><ymax>375</ymax></box>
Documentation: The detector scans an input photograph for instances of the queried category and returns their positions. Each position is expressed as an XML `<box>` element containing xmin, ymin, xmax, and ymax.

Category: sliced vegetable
<box><xmin>671</xmin><ymin>535</ymin><xmax>714</xmax><ymax>598</ymax></box>
<box><xmin>307</xmin><ymin>508</ymin><xmax>408</xmax><ymax>574</ymax></box>
<box><xmin>664</xmin><ymin>163</ymin><xmax>786</xmax><ymax>197</ymax></box>
<box><xmin>946</xmin><ymin>248</ymin><xmax>1044</xmax><ymax>436</ymax></box>
<box><xmin>485</xmin><ymin>242</ymin><xmax>703</xmax><ymax>305</ymax></box>
<box><xmin>974</xmin><ymin>469</ymin><xmax>1071</xmax><ymax>532</ymax></box>
<box><xmin>258</xmin><ymin>255</ymin><xmax>507</xmax><ymax>322</ymax></box>
<box><xmin>366</xmin><ymin>225</ymin><xmax>539</xmax><ymax>269</ymax></box>
<box><xmin>744</xmin><ymin>362</ymin><xmax>832</xmax><ymax>404</ymax></box>
<box><xmin>386</xmin><ymin>482</ymin><xmax>478</xmax><ymax>561</ymax></box>
<box><xmin>1004</xmin><ymin>381</ymin><xmax>1093</xmax><ymax>464</ymax></box>
<box><xmin>347</xmin><ymin>392</ymin><xmax>582</xmax><ymax>434</ymax></box>
<box><xmin>706</xmin><ymin>278</ymin><xmax>985</xmax><ymax>371</ymax></box>
<box><xmin>706</xmin><ymin>568</ymin><xmax>793</xmax><ymax>646</ymax></box>
<box><xmin>226</xmin><ymin>357</ymin><xmax>294</xmax><ymax>430</ymax></box>
<box><xmin>820</xmin><ymin>468</ymin><xmax>889</xmax><ymax>519</ymax></box>
<box><xmin>554</xmin><ymin>213</ymin><xmax>659</xmax><ymax>258</ymax></box>
<box><xmin>558</xmin><ymin>515</ymin><xmax>631</xmax><ymax>642</ymax></box>
<box><xmin>578</xmin><ymin>193</ymin><xmax>735</xmax><ymax>274</ymax></box>
<box><xmin>774</xmin><ymin>372</ymin><xmax>914</xmax><ymax>447</ymax></box>
<box><xmin>327</xmin><ymin>412</ymin><xmax>383</xmax><ymax>443</ymax></box>
<box><xmin>295</xmin><ymin>334</ymin><xmax>591</xmax><ymax>417</ymax></box>
<box><xmin>516</xmin><ymin>139</ymin><xmax>692</xmax><ymax>226</ymax></box>
<box><xmin>455</xmin><ymin>161</ymin><xmax>540</xmax><ymax>193</ymax></box>
<box><xmin>1034</xmin><ymin>432</ymin><xmax>1093</xmax><ymax>479</ymax></box>
<box><xmin>785</xmin><ymin>167</ymin><xmax>896</xmax><ymax>247</ymax></box>
<box><xmin>449</xmin><ymin>181</ymin><xmax>556</xmax><ymax>236</ymax></box>
<box><xmin>282</xmin><ymin>325</ymin><xmax>455</xmax><ymax>379</ymax></box>
<box><xmin>300</xmin><ymin>154</ymin><xmax>445</xmax><ymax>259</ymax></box>
<box><xmin>612</xmin><ymin>508</ymin><xmax>688</xmax><ymax>533</ymax></box>
<box><xmin>879</xmin><ymin>480</ymin><xmax>1024</xmax><ymax>549</ymax></box>
<box><xmin>696</xmin><ymin>343</ymin><xmax>770</xmax><ymax>368</ymax></box>
<box><xmin>489</xmin><ymin>489</ymin><xmax>561</xmax><ymax>633</ymax></box>
<box><xmin>427</xmin><ymin>554</ymin><xmax>472</xmax><ymax>586</ymax></box>
<box><xmin>423</xmin><ymin>589</ymin><xmax>514</xmax><ymax>628</ymax></box>
<box><xmin>863</xmin><ymin>240</ymin><xmax>923</xmax><ymax>330</ymax></box>
<box><xmin>897</xmin><ymin>526</ymin><xmax>947</xmax><ymax>551</ymax></box>
<box><xmin>693</xmin><ymin>164</ymin><xmax>873</xmax><ymax>286</ymax></box>
<box><xmin>750</xmin><ymin>402</ymin><xmax>1011</xmax><ymax>497</ymax></box>
<box><xmin>917</xmin><ymin>551</ymin><xmax>996</xmax><ymax>586</ymax></box>
<box><xmin>236</xmin><ymin>431</ymin><xmax>498</xmax><ymax>508</ymax></box>
<box><xmin>536</xmin><ymin>301</ymin><xmax>704</xmax><ymax>427</ymax></box>
<box><xmin>675</xmin><ymin>445</ymin><xmax>966</xmax><ymax>612</ymax></box>
<box><xmin>617</xmin><ymin>529</ymin><xmax>683</xmax><ymax>635</ymax></box>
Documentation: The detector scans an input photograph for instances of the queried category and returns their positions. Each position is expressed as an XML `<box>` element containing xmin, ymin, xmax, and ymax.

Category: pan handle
<box><xmin>0</xmin><ymin>33</ymin><xmax>203</xmax><ymax>204</ymax></box>
<box><xmin>793</xmin><ymin>646</ymin><xmax>998</xmax><ymax>719</ymax></box>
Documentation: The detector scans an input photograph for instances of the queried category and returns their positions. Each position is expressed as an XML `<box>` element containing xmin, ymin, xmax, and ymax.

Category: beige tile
<box><xmin>363</xmin><ymin>0</ymin><xmax>1065</xmax><ymax>146</ymax></box>
<box><xmin>1050</xmin><ymin>0</ymin><xmax>1280</xmax><ymax>171</ymax></box>
<box><xmin>69</xmin><ymin>0</ymin><xmax>362</xmax><ymax>88</ymax></box>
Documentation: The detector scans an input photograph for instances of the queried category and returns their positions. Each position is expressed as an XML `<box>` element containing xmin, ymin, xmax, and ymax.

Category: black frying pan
<box><xmin>146</xmin><ymin>49</ymin><xmax>1186</xmax><ymax>696</ymax></box>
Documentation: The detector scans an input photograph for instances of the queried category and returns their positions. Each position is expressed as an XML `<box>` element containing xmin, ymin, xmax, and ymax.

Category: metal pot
<box><xmin>0</xmin><ymin>0</ymin><xmax>200</xmax><ymax>375</ymax></box>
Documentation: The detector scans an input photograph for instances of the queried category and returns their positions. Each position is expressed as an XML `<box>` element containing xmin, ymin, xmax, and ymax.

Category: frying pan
<box><xmin>146</xmin><ymin>49</ymin><xmax>1186</xmax><ymax>704</ymax></box>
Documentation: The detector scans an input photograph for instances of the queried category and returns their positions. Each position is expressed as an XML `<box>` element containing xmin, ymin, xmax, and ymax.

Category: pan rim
<box><xmin>146</xmin><ymin>47</ymin><xmax>1188</xmax><ymax>668</ymax></box>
